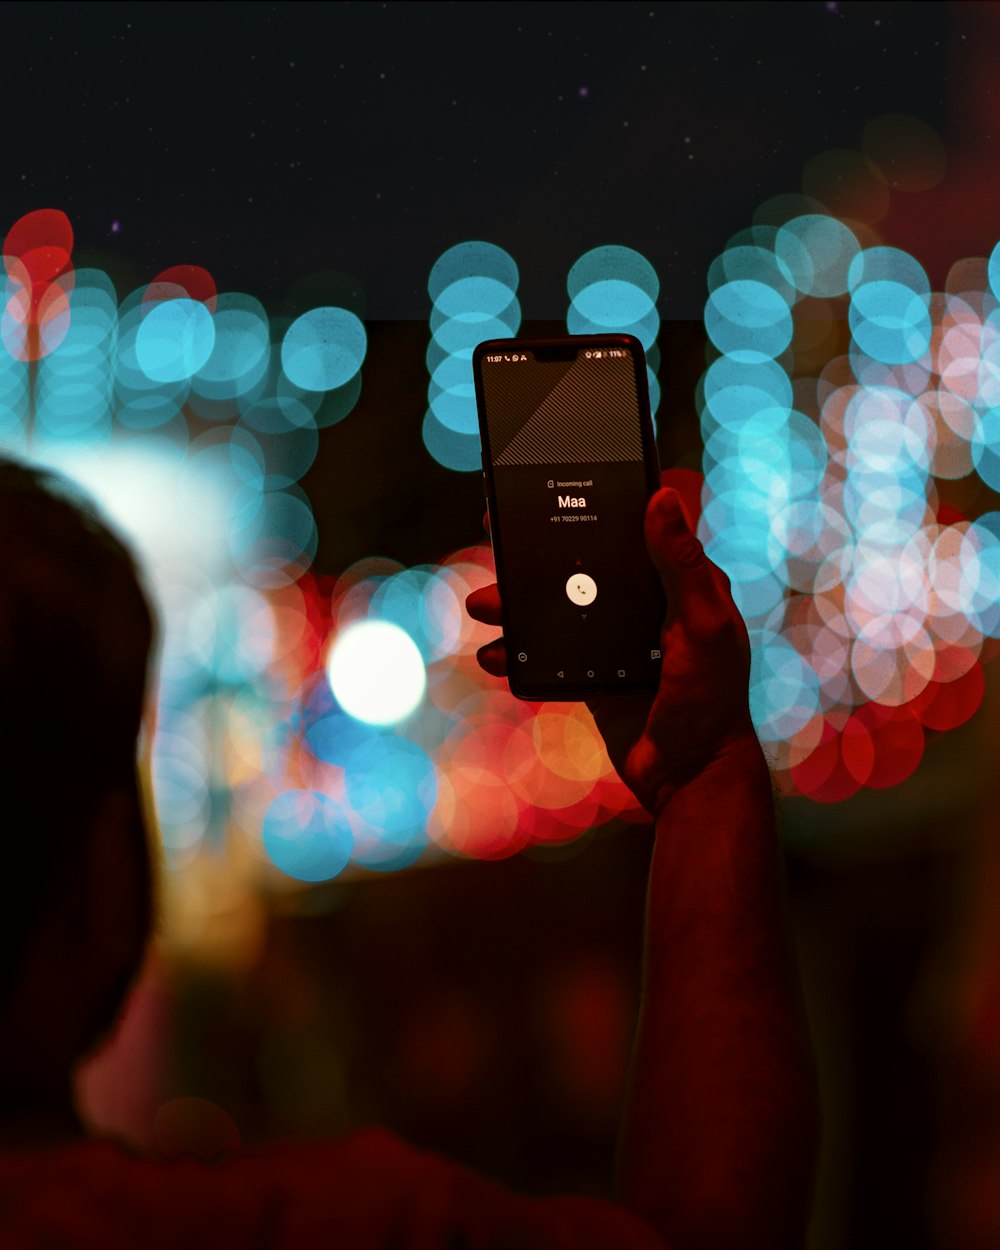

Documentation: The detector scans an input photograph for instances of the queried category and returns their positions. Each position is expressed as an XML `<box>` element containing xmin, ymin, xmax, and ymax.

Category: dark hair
<box><xmin>0</xmin><ymin>456</ymin><xmax>156</xmax><ymax>1008</ymax></box>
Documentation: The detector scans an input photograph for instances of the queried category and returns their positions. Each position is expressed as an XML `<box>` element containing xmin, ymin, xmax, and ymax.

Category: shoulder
<box><xmin>0</xmin><ymin>1131</ymin><xmax>667</xmax><ymax>1249</ymax></box>
<box><xmin>442</xmin><ymin>1166</ymin><xmax>668</xmax><ymax>1250</ymax></box>
<box><xmin>0</xmin><ymin>1132</ymin><xmax>403</xmax><ymax>1246</ymax></box>
<box><xmin>245</xmin><ymin>1129</ymin><xmax>667</xmax><ymax>1248</ymax></box>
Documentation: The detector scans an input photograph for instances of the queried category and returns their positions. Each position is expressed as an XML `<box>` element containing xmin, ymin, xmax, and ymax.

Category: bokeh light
<box><xmin>135</xmin><ymin>298</ymin><xmax>216</xmax><ymax>383</ymax></box>
<box><xmin>0</xmin><ymin>215</ymin><xmax>383</xmax><ymax>907</ymax></box>
<box><xmin>281</xmin><ymin>306</ymin><xmax>366</xmax><ymax>393</ymax></box>
<box><xmin>5</xmin><ymin>175</ymin><xmax>1000</xmax><ymax>939</ymax></box>
<box><xmin>422</xmin><ymin>241</ymin><xmax>520</xmax><ymax>471</ymax></box>
<box><xmin>699</xmin><ymin>192</ymin><xmax>1000</xmax><ymax>803</ymax></box>
<box><xmin>566</xmin><ymin>244</ymin><xmax>662</xmax><ymax>416</ymax></box>
<box><xmin>2</xmin><ymin>208</ymin><xmax>75</xmax><ymax>362</ymax></box>
<box><xmin>262</xmin><ymin>790</ymin><xmax>353</xmax><ymax>882</ymax></box>
<box><xmin>326</xmin><ymin>620</ymin><xmax>427</xmax><ymax>726</ymax></box>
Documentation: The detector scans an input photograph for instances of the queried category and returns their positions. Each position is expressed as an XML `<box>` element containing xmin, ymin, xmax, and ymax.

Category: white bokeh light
<box><xmin>326</xmin><ymin>620</ymin><xmax>427</xmax><ymax>725</ymax></box>
<box><xmin>43</xmin><ymin>441</ymin><xmax>235</xmax><ymax>578</ymax></box>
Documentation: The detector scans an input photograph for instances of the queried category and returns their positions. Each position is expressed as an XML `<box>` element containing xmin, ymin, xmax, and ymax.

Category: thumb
<box><xmin>644</xmin><ymin>487</ymin><xmax>726</xmax><ymax>625</ymax></box>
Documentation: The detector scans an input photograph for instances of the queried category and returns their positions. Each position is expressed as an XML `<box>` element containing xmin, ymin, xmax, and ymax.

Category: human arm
<box><xmin>467</xmin><ymin>483</ymin><xmax>819</xmax><ymax>1250</ymax></box>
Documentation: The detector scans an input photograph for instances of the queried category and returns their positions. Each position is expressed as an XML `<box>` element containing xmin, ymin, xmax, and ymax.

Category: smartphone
<box><xmin>472</xmin><ymin>334</ymin><xmax>665</xmax><ymax>701</ymax></box>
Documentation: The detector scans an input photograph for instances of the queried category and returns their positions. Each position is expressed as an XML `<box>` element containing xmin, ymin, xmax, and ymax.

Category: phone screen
<box><xmin>474</xmin><ymin>337</ymin><xmax>665</xmax><ymax>699</ymax></box>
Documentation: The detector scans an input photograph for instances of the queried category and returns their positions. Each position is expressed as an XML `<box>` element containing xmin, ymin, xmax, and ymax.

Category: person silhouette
<box><xmin>0</xmin><ymin>457</ymin><xmax>154</xmax><ymax>1150</ymax></box>
<box><xmin>0</xmin><ymin>454</ymin><xmax>817</xmax><ymax>1249</ymax></box>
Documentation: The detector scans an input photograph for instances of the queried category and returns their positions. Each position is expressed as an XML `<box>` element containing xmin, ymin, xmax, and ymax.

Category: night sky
<box><xmin>4</xmin><ymin>1</ymin><xmax>954</xmax><ymax>320</ymax></box>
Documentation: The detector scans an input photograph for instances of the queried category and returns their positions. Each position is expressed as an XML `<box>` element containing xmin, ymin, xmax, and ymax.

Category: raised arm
<box><xmin>468</xmin><ymin>483</ymin><xmax>819</xmax><ymax>1250</ymax></box>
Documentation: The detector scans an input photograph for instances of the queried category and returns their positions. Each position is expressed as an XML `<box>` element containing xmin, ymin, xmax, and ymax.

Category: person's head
<box><xmin>0</xmin><ymin>455</ymin><xmax>156</xmax><ymax>1095</ymax></box>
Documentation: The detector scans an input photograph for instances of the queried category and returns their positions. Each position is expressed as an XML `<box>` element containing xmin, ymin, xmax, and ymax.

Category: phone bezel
<box><xmin>472</xmin><ymin>333</ymin><xmax>664</xmax><ymax>701</ymax></box>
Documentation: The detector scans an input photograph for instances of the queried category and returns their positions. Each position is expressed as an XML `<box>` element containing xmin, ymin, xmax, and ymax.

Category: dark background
<box><xmin>10</xmin><ymin>4</ymin><xmax>1000</xmax><ymax>1249</ymax></box>
<box><xmin>4</xmin><ymin>1</ymin><xmax>952</xmax><ymax>320</ymax></box>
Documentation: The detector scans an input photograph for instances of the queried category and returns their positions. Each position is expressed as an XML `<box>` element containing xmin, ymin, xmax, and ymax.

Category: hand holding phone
<box><xmin>468</xmin><ymin>477</ymin><xmax>757</xmax><ymax>815</ymax></box>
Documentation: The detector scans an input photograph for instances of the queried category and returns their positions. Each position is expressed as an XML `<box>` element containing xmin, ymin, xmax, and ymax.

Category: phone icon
<box><xmin>565</xmin><ymin>573</ymin><xmax>598</xmax><ymax>606</ymax></box>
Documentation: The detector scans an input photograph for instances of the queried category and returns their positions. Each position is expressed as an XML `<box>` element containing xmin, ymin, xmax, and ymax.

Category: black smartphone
<box><xmin>472</xmin><ymin>334</ymin><xmax>665</xmax><ymax>701</ymax></box>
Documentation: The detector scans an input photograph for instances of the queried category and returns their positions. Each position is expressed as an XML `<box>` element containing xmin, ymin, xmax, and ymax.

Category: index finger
<box><xmin>466</xmin><ymin>583</ymin><xmax>502</xmax><ymax>626</ymax></box>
